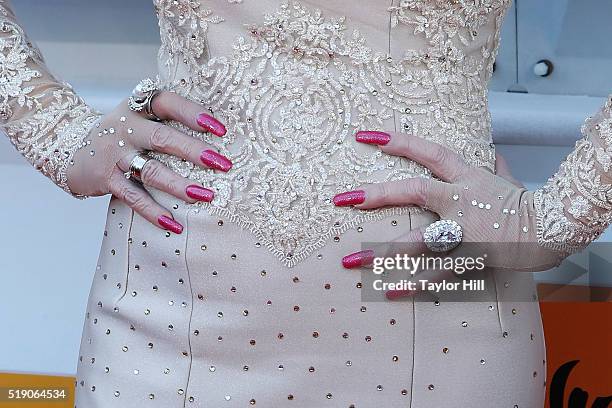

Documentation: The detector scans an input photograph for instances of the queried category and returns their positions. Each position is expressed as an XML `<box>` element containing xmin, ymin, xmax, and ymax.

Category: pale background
<box><xmin>0</xmin><ymin>0</ymin><xmax>610</xmax><ymax>376</ymax></box>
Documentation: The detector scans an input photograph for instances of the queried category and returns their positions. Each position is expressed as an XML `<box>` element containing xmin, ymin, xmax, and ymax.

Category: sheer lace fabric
<box><xmin>0</xmin><ymin>0</ymin><xmax>101</xmax><ymax>197</ymax></box>
<box><xmin>151</xmin><ymin>0</ymin><xmax>510</xmax><ymax>265</ymax></box>
<box><xmin>2</xmin><ymin>0</ymin><xmax>611</xmax><ymax>260</ymax></box>
<box><xmin>534</xmin><ymin>96</ymin><xmax>612</xmax><ymax>253</ymax></box>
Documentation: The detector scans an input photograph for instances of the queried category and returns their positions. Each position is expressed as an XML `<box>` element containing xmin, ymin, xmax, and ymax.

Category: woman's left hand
<box><xmin>333</xmin><ymin>130</ymin><xmax>565</xmax><ymax>298</ymax></box>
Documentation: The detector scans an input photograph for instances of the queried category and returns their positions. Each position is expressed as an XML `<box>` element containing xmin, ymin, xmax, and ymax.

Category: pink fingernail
<box><xmin>200</xmin><ymin>150</ymin><xmax>233</xmax><ymax>172</ymax></box>
<box><xmin>158</xmin><ymin>215</ymin><xmax>183</xmax><ymax>234</ymax></box>
<box><xmin>356</xmin><ymin>130</ymin><xmax>391</xmax><ymax>145</ymax></box>
<box><xmin>342</xmin><ymin>250</ymin><xmax>375</xmax><ymax>269</ymax></box>
<box><xmin>386</xmin><ymin>290</ymin><xmax>414</xmax><ymax>300</ymax></box>
<box><xmin>333</xmin><ymin>190</ymin><xmax>366</xmax><ymax>206</ymax></box>
<box><xmin>186</xmin><ymin>185</ymin><xmax>214</xmax><ymax>202</ymax></box>
<box><xmin>197</xmin><ymin>113</ymin><xmax>227</xmax><ymax>137</ymax></box>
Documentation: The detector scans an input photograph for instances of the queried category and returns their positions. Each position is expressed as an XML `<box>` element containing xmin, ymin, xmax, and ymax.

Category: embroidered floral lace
<box><xmin>152</xmin><ymin>0</ymin><xmax>612</xmax><ymax>261</ymax></box>
<box><xmin>150</xmin><ymin>0</ymin><xmax>511</xmax><ymax>265</ymax></box>
<box><xmin>534</xmin><ymin>96</ymin><xmax>612</xmax><ymax>253</ymax></box>
<box><xmin>0</xmin><ymin>0</ymin><xmax>101</xmax><ymax>197</ymax></box>
<box><xmin>2</xmin><ymin>0</ymin><xmax>611</xmax><ymax>261</ymax></box>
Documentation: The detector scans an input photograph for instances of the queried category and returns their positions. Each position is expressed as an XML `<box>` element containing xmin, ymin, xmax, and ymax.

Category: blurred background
<box><xmin>0</xmin><ymin>0</ymin><xmax>611</xmax><ymax>377</ymax></box>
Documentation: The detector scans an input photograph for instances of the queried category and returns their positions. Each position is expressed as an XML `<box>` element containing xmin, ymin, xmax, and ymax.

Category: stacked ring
<box><xmin>124</xmin><ymin>153</ymin><xmax>151</xmax><ymax>182</ymax></box>
<box><xmin>128</xmin><ymin>78</ymin><xmax>162</xmax><ymax>121</ymax></box>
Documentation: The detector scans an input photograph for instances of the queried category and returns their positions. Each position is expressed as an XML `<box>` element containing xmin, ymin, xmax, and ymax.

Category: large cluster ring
<box><xmin>423</xmin><ymin>219</ymin><xmax>463</xmax><ymax>253</ymax></box>
<box><xmin>128</xmin><ymin>78</ymin><xmax>162</xmax><ymax>121</ymax></box>
<box><xmin>124</xmin><ymin>153</ymin><xmax>151</xmax><ymax>182</ymax></box>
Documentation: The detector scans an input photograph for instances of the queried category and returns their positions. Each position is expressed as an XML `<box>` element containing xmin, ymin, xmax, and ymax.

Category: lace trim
<box><xmin>198</xmin><ymin>204</ymin><xmax>424</xmax><ymax>267</ymax></box>
<box><xmin>154</xmin><ymin>0</ymin><xmax>224</xmax><ymax>69</ymax></box>
<box><xmin>0</xmin><ymin>1</ymin><xmax>102</xmax><ymax>197</ymax></box>
<box><xmin>45</xmin><ymin>108</ymin><xmax>102</xmax><ymax>197</ymax></box>
<box><xmin>153</xmin><ymin>0</ymin><xmax>510</xmax><ymax>266</ymax></box>
<box><xmin>534</xmin><ymin>96</ymin><xmax>612</xmax><ymax>253</ymax></box>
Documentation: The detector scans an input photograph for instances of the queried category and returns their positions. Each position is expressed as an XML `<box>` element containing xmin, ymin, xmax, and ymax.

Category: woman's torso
<box><xmin>75</xmin><ymin>2</ymin><xmax>547</xmax><ymax>407</ymax></box>
<box><xmin>150</xmin><ymin>0</ymin><xmax>509</xmax><ymax>265</ymax></box>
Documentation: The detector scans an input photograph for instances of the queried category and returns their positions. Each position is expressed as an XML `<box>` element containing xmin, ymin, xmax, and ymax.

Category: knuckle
<box><xmin>447</xmin><ymin>160</ymin><xmax>464</xmax><ymax>181</ymax></box>
<box><xmin>180</xmin><ymin>139</ymin><xmax>198</xmax><ymax>159</ymax></box>
<box><xmin>397</xmin><ymin>180</ymin><xmax>414</xmax><ymax>199</ymax></box>
<box><xmin>128</xmin><ymin>192</ymin><xmax>150</xmax><ymax>213</ymax></box>
<box><xmin>413</xmin><ymin>179</ymin><xmax>429</xmax><ymax>206</ymax></box>
<box><xmin>429</xmin><ymin>145</ymin><xmax>448</xmax><ymax>166</ymax></box>
<box><xmin>396</xmin><ymin>136</ymin><xmax>411</xmax><ymax>155</ymax></box>
<box><xmin>177</xmin><ymin>100</ymin><xmax>192</xmax><ymax>121</ymax></box>
<box><xmin>117</xmin><ymin>185</ymin><xmax>139</xmax><ymax>207</ymax></box>
<box><xmin>165</xmin><ymin>176</ymin><xmax>183</xmax><ymax>196</ymax></box>
<box><xmin>140</xmin><ymin>161</ymin><xmax>163</xmax><ymax>185</ymax></box>
<box><xmin>377</xmin><ymin>183</ymin><xmax>393</xmax><ymax>202</ymax></box>
<box><xmin>150</xmin><ymin>125</ymin><xmax>173</xmax><ymax>151</ymax></box>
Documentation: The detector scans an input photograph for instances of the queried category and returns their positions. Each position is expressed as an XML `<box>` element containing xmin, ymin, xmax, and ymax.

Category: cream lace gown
<box><xmin>74</xmin><ymin>1</ymin><xmax>546</xmax><ymax>406</ymax></box>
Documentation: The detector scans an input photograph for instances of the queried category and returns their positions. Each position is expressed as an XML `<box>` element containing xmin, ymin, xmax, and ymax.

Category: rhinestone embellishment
<box><xmin>423</xmin><ymin>219</ymin><xmax>463</xmax><ymax>252</ymax></box>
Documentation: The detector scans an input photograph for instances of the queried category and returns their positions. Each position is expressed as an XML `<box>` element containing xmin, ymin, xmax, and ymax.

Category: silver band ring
<box><xmin>124</xmin><ymin>153</ymin><xmax>151</xmax><ymax>182</ymax></box>
<box><xmin>128</xmin><ymin>78</ymin><xmax>162</xmax><ymax>121</ymax></box>
<box><xmin>423</xmin><ymin>219</ymin><xmax>463</xmax><ymax>253</ymax></box>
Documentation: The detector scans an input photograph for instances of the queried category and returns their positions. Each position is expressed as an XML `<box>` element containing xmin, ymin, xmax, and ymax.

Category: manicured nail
<box><xmin>342</xmin><ymin>250</ymin><xmax>375</xmax><ymax>269</ymax></box>
<box><xmin>158</xmin><ymin>215</ymin><xmax>183</xmax><ymax>234</ymax></box>
<box><xmin>200</xmin><ymin>150</ymin><xmax>233</xmax><ymax>172</ymax></box>
<box><xmin>333</xmin><ymin>190</ymin><xmax>366</xmax><ymax>206</ymax></box>
<box><xmin>386</xmin><ymin>290</ymin><xmax>414</xmax><ymax>300</ymax></box>
<box><xmin>186</xmin><ymin>185</ymin><xmax>214</xmax><ymax>202</ymax></box>
<box><xmin>356</xmin><ymin>130</ymin><xmax>391</xmax><ymax>145</ymax></box>
<box><xmin>197</xmin><ymin>113</ymin><xmax>227</xmax><ymax>137</ymax></box>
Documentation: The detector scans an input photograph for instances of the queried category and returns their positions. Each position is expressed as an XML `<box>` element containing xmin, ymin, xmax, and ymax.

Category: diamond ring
<box><xmin>423</xmin><ymin>219</ymin><xmax>463</xmax><ymax>252</ymax></box>
<box><xmin>128</xmin><ymin>78</ymin><xmax>162</xmax><ymax>121</ymax></box>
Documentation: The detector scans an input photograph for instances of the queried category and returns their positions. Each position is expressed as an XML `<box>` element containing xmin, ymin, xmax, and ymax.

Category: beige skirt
<box><xmin>75</xmin><ymin>187</ymin><xmax>546</xmax><ymax>407</ymax></box>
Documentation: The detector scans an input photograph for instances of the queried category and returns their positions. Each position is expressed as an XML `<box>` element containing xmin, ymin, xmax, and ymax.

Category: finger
<box><xmin>333</xmin><ymin>177</ymin><xmax>450</xmax><ymax>213</ymax></box>
<box><xmin>342</xmin><ymin>249</ymin><xmax>375</xmax><ymax>269</ymax></box>
<box><xmin>495</xmin><ymin>152</ymin><xmax>524</xmax><ymax>188</ymax></box>
<box><xmin>136</xmin><ymin>120</ymin><xmax>232</xmax><ymax>172</ymax></box>
<box><xmin>108</xmin><ymin>167</ymin><xmax>183</xmax><ymax>234</ymax></box>
<box><xmin>151</xmin><ymin>91</ymin><xmax>227</xmax><ymax>137</ymax></box>
<box><xmin>355</xmin><ymin>131</ymin><xmax>470</xmax><ymax>182</ymax></box>
<box><xmin>342</xmin><ymin>229</ymin><xmax>429</xmax><ymax>269</ymax></box>
<box><xmin>117</xmin><ymin>154</ymin><xmax>214</xmax><ymax>204</ymax></box>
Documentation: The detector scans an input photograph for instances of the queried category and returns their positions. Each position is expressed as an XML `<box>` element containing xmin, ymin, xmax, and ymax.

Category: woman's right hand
<box><xmin>67</xmin><ymin>91</ymin><xmax>232</xmax><ymax>234</ymax></box>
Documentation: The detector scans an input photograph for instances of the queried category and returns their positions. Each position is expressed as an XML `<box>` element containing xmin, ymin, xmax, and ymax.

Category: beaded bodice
<box><xmin>149</xmin><ymin>0</ymin><xmax>510</xmax><ymax>265</ymax></box>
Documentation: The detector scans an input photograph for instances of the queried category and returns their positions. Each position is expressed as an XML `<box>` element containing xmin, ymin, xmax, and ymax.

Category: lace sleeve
<box><xmin>0</xmin><ymin>0</ymin><xmax>102</xmax><ymax>198</ymax></box>
<box><xmin>534</xmin><ymin>95</ymin><xmax>612</xmax><ymax>253</ymax></box>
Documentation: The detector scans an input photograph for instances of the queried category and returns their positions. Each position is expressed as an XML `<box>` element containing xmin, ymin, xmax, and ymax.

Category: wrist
<box><xmin>41</xmin><ymin>106</ymin><xmax>103</xmax><ymax>199</ymax></box>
